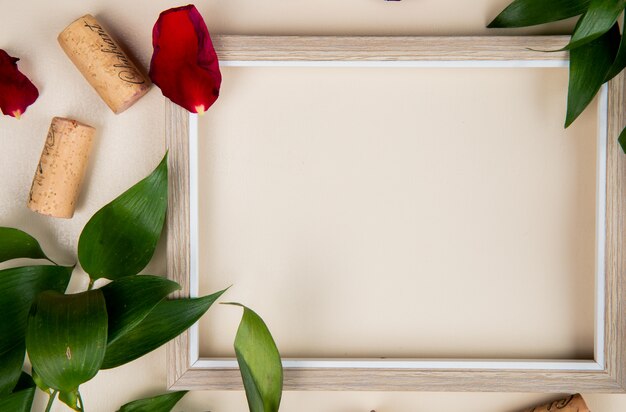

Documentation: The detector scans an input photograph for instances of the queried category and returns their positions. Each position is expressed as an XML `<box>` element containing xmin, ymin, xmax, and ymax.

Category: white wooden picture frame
<box><xmin>165</xmin><ymin>35</ymin><xmax>626</xmax><ymax>392</ymax></box>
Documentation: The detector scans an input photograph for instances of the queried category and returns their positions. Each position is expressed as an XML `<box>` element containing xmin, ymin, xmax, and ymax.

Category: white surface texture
<box><xmin>0</xmin><ymin>1</ymin><xmax>624</xmax><ymax>411</ymax></box>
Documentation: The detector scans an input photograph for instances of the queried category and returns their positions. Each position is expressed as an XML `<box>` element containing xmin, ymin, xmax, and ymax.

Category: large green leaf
<box><xmin>117</xmin><ymin>391</ymin><xmax>188</xmax><ymax>412</ymax></box>
<box><xmin>0</xmin><ymin>388</ymin><xmax>35</xmax><ymax>412</ymax></box>
<box><xmin>619</xmin><ymin>126</ymin><xmax>626</xmax><ymax>153</ymax></box>
<box><xmin>605</xmin><ymin>11</ymin><xmax>626</xmax><ymax>81</ymax></box>
<box><xmin>31</xmin><ymin>367</ymin><xmax>51</xmax><ymax>395</ymax></box>
<box><xmin>0</xmin><ymin>265</ymin><xmax>72</xmax><ymax>395</ymax></box>
<box><xmin>0</xmin><ymin>266</ymin><xmax>73</xmax><ymax>354</ymax></box>
<box><xmin>0</xmin><ymin>227</ymin><xmax>50</xmax><ymax>263</ymax></box>
<box><xmin>26</xmin><ymin>290</ymin><xmax>108</xmax><ymax>392</ymax></box>
<box><xmin>488</xmin><ymin>0</ymin><xmax>591</xmax><ymax>28</ymax></box>
<box><xmin>227</xmin><ymin>303</ymin><xmax>283</xmax><ymax>412</ymax></box>
<box><xmin>564</xmin><ymin>0</ymin><xmax>625</xmax><ymax>50</ymax></box>
<box><xmin>101</xmin><ymin>275</ymin><xmax>181</xmax><ymax>345</ymax></box>
<box><xmin>566</xmin><ymin>23</ymin><xmax>621</xmax><ymax>127</ymax></box>
<box><xmin>102</xmin><ymin>289</ymin><xmax>226</xmax><ymax>369</ymax></box>
<box><xmin>78</xmin><ymin>154</ymin><xmax>168</xmax><ymax>280</ymax></box>
<box><xmin>0</xmin><ymin>373</ymin><xmax>35</xmax><ymax>412</ymax></box>
<box><xmin>59</xmin><ymin>390</ymin><xmax>80</xmax><ymax>411</ymax></box>
<box><xmin>0</xmin><ymin>265</ymin><xmax>72</xmax><ymax>354</ymax></box>
<box><xmin>0</xmin><ymin>344</ymin><xmax>25</xmax><ymax>396</ymax></box>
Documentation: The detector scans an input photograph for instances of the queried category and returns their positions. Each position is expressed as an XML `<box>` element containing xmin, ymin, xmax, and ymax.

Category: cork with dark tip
<box><xmin>520</xmin><ymin>394</ymin><xmax>590</xmax><ymax>412</ymax></box>
<box><xmin>58</xmin><ymin>14</ymin><xmax>151</xmax><ymax>114</ymax></box>
<box><xmin>28</xmin><ymin>117</ymin><xmax>95</xmax><ymax>219</ymax></box>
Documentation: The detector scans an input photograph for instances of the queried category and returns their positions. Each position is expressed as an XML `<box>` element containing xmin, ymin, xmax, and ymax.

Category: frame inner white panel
<box><xmin>187</xmin><ymin>60</ymin><xmax>607</xmax><ymax>372</ymax></box>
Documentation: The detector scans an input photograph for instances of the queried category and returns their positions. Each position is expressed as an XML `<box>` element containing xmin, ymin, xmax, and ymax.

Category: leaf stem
<box><xmin>87</xmin><ymin>278</ymin><xmax>95</xmax><ymax>291</ymax></box>
<box><xmin>45</xmin><ymin>390</ymin><xmax>58</xmax><ymax>412</ymax></box>
<box><xmin>77</xmin><ymin>389</ymin><xmax>86</xmax><ymax>412</ymax></box>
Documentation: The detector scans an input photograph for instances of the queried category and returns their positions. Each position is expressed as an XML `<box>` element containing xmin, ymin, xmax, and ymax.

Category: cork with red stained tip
<box><xmin>520</xmin><ymin>394</ymin><xmax>589</xmax><ymax>412</ymax></box>
<box><xmin>28</xmin><ymin>117</ymin><xmax>95</xmax><ymax>219</ymax></box>
<box><xmin>58</xmin><ymin>14</ymin><xmax>151</xmax><ymax>114</ymax></box>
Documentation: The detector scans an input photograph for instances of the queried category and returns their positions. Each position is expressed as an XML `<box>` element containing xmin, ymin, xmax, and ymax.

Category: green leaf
<box><xmin>566</xmin><ymin>22</ymin><xmax>621</xmax><ymax>127</ymax></box>
<box><xmin>605</xmin><ymin>12</ymin><xmax>626</xmax><ymax>81</ymax></box>
<box><xmin>31</xmin><ymin>368</ymin><xmax>51</xmax><ymax>395</ymax></box>
<box><xmin>0</xmin><ymin>388</ymin><xmax>35</xmax><ymax>412</ymax></box>
<box><xmin>0</xmin><ymin>265</ymin><xmax>72</xmax><ymax>395</ymax></box>
<box><xmin>0</xmin><ymin>266</ymin><xmax>73</xmax><ymax>354</ymax></box>
<box><xmin>117</xmin><ymin>391</ymin><xmax>188</xmax><ymax>412</ymax></box>
<box><xmin>0</xmin><ymin>373</ymin><xmax>35</xmax><ymax>412</ymax></box>
<box><xmin>0</xmin><ymin>227</ymin><xmax>50</xmax><ymax>263</ymax></box>
<box><xmin>0</xmin><ymin>344</ymin><xmax>25</xmax><ymax>396</ymax></box>
<box><xmin>102</xmin><ymin>289</ymin><xmax>226</xmax><ymax>369</ymax></box>
<box><xmin>0</xmin><ymin>265</ymin><xmax>73</xmax><ymax>354</ymax></box>
<box><xmin>564</xmin><ymin>0</ymin><xmax>625</xmax><ymax>50</ymax></box>
<box><xmin>26</xmin><ymin>290</ymin><xmax>108</xmax><ymax>392</ymax></box>
<box><xmin>226</xmin><ymin>303</ymin><xmax>283</xmax><ymax>412</ymax></box>
<box><xmin>619</xmin><ymin>126</ymin><xmax>626</xmax><ymax>153</ymax></box>
<box><xmin>78</xmin><ymin>153</ymin><xmax>168</xmax><ymax>280</ymax></box>
<box><xmin>101</xmin><ymin>275</ymin><xmax>181</xmax><ymax>345</ymax></box>
<box><xmin>488</xmin><ymin>0</ymin><xmax>591</xmax><ymax>28</ymax></box>
<box><xmin>59</xmin><ymin>390</ymin><xmax>80</xmax><ymax>411</ymax></box>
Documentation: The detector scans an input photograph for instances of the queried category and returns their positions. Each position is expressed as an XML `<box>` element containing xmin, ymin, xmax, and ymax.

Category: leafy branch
<box><xmin>489</xmin><ymin>0</ymin><xmax>626</xmax><ymax>150</ymax></box>
<box><xmin>0</xmin><ymin>153</ymin><xmax>283</xmax><ymax>412</ymax></box>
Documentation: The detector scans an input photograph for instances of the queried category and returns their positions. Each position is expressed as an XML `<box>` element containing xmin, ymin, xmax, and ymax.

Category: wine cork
<box><xmin>520</xmin><ymin>394</ymin><xmax>589</xmax><ymax>412</ymax></box>
<box><xmin>28</xmin><ymin>117</ymin><xmax>95</xmax><ymax>219</ymax></box>
<box><xmin>58</xmin><ymin>14</ymin><xmax>151</xmax><ymax>114</ymax></box>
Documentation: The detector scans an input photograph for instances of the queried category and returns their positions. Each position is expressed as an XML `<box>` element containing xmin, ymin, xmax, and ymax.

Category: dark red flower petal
<box><xmin>149</xmin><ymin>5</ymin><xmax>221</xmax><ymax>114</ymax></box>
<box><xmin>0</xmin><ymin>50</ymin><xmax>39</xmax><ymax>119</ymax></box>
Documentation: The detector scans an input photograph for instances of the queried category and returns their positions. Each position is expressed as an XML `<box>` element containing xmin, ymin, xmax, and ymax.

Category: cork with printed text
<box><xmin>28</xmin><ymin>117</ymin><xmax>95</xmax><ymax>219</ymax></box>
<box><xmin>521</xmin><ymin>394</ymin><xmax>590</xmax><ymax>412</ymax></box>
<box><xmin>58</xmin><ymin>14</ymin><xmax>151</xmax><ymax>114</ymax></box>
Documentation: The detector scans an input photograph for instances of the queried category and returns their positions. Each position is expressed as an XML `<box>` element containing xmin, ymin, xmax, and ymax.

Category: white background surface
<box><xmin>1</xmin><ymin>0</ymin><xmax>625</xmax><ymax>410</ymax></box>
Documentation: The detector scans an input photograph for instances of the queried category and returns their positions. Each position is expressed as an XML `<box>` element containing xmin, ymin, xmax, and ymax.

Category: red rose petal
<box><xmin>0</xmin><ymin>50</ymin><xmax>39</xmax><ymax>118</ymax></box>
<box><xmin>149</xmin><ymin>5</ymin><xmax>221</xmax><ymax>113</ymax></box>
